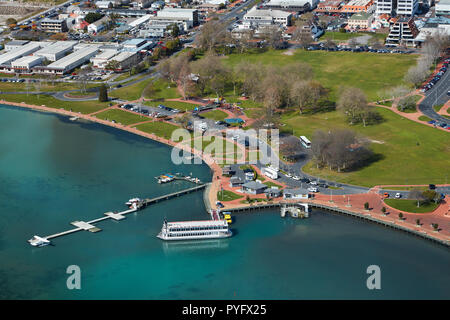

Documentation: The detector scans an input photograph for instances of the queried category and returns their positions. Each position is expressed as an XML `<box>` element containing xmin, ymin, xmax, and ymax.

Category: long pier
<box><xmin>221</xmin><ymin>202</ymin><xmax>450</xmax><ymax>247</ymax></box>
<box><xmin>32</xmin><ymin>184</ymin><xmax>208</xmax><ymax>244</ymax></box>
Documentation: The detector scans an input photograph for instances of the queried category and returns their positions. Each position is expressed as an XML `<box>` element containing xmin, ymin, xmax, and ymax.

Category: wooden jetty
<box><xmin>31</xmin><ymin>184</ymin><xmax>208</xmax><ymax>245</ymax></box>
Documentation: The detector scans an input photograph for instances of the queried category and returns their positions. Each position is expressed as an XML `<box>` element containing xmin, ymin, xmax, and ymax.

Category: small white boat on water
<box><xmin>69</xmin><ymin>116</ymin><xmax>79</xmax><ymax>121</ymax></box>
<box><xmin>125</xmin><ymin>198</ymin><xmax>141</xmax><ymax>206</ymax></box>
<box><xmin>28</xmin><ymin>235</ymin><xmax>51</xmax><ymax>247</ymax></box>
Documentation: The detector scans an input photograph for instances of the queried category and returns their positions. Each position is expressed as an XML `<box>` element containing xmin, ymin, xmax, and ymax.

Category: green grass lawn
<box><xmin>110</xmin><ymin>78</ymin><xmax>153</xmax><ymax>101</ymax></box>
<box><xmin>94</xmin><ymin>109</ymin><xmax>147</xmax><ymax>125</ymax></box>
<box><xmin>217</xmin><ymin>190</ymin><xmax>243</xmax><ymax>202</ymax></box>
<box><xmin>0</xmin><ymin>93</ymin><xmax>109</xmax><ymax>114</ymax></box>
<box><xmin>384</xmin><ymin>199</ymin><xmax>440</xmax><ymax>213</ymax></box>
<box><xmin>135</xmin><ymin>121</ymin><xmax>180</xmax><ymax>140</ymax></box>
<box><xmin>433</xmin><ymin>104</ymin><xmax>444</xmax><ymax>112</ymax></box>
<box><xmin>223</xmin><ymin>49</ymin><xmax>417</xmax><ymax>102</ymax></box>
<box><xmin>143</xmin><ymin>79</ymin><xmax>180</xmax><ymax>100</ymax></box>
<box><xmin>201</xmin><ymin>109</ymin><xmax>229</xmax><ymax>121</ymax></box>
<box><xmin>263</xmin><ymin>181</ymin><xmax>283</xmax><ymax>189</ymax></box>
<box><xmin>0</xmin><ymin>81</ymin><xmax>96</xmax><ymax>92</ymax></box>
<box><xmin>418</xmin><ymin>115</ymin><xmax>432</xmax><ymax>122</ymax></box>
<box><xmin>284</xmin><ymin>107</ymin><xmax>450</xmax><ymax>186</ymax></box>
<box><xmin>379</xmin><ymin>101</ymin><xmax>393</xmax><ymax>107</ymax></box>
<box><xmin>383</xmin><ymin>186</ymin><xmax>429</xmax><ymax>191</ymax></box>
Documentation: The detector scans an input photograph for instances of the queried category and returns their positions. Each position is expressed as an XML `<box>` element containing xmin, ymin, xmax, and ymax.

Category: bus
<box><xmin>299</xmin><ymin>136</ymin><xmax>311</xmax><ymax>149</ymax></box>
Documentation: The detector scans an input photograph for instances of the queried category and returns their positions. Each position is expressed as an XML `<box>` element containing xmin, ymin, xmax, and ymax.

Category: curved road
<box><xmin>418</xmin><ymin>66</ymin><xmax>450</xmax><ymax>124</ymax></box>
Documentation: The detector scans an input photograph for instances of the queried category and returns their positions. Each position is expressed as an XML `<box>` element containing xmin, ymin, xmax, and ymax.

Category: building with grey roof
<box><xmin>36</xmin><ymin>47</ymin><xmax>99</xmax><ymax>74</ymax></box>
<box><xmin>241</xmin><ymin>181</ymin><xmax>267</xmax><ymax>194</ymax></box>
<box><xmin>33</xmin><ymin>41</ymin><xmax>77</xmax><ymax>61</ymax></box>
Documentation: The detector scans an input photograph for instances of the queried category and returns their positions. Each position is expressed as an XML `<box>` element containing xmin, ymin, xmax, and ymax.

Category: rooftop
<box><xmin>46</xmin><ymin>47</ymin><xmax>98</xmax><ymax>69</ymax></box>
<box><xmin>245</xmin><ymin>7</ymin><xmax>292</xmax><ymax>18</ymax></box>
<box><xmin>242</xmin><ymin>181</ymin><xmax>267</xmax><ymax>190</ymax></box>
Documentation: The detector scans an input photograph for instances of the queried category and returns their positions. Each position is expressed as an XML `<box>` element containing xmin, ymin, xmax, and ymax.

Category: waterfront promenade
<box><xmin>2</xmin><ymin>100</ymin><xmax>449</xmax><ymax>245</ymax></box>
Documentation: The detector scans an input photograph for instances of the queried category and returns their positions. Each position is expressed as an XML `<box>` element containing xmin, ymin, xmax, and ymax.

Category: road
<box><xmin>418</xmin><ymin>65</ymin><xmax>450</xmax><ymax>124</ymax></box>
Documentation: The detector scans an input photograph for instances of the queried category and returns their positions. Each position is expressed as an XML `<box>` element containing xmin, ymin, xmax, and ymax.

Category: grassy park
<box><xmin>0</xmin><ymin>93</ymin><xmax>109</xmax><ymax>114</ymax></box>
<box><xmin>224</xmin><ymin>49</ymin><xmax>417</xmax><ymax>101</ymax></box>
<box><xmin>143</xmin><ymin>99</ymin><xmax>199</xmax><ymax>111</ymax></box>
<box><xmin>135</xmin><ymin>121</ymin><xmax>180</xmax><ymax>140</ymax></box>
<box><xmin>384</xmin><ymin>199</ymin><xmax>440</xmax><ymax>213</ymax></box>
<box><xmin>286</xmin><ymin>107</ymin><xmax>450</xmax><ymax>186</ymax></box>
<box><xmin>94</xmin><ymin>109</ymin><xmax>147</xmax><ymax>125</ymax></box>
<box><xmin>217</xmin><ymin>190</ymin><xmax>243</xmax><ymax>202</ymax></box>
<box><xmin>110</xmin><ymin>78</ymin><xmax>154</xmax><ymax>101</ymax></box>
<box><xmin>201</xmin><ymin>109</ymin><xmax>229</xmax><ymax>121</ymax></box>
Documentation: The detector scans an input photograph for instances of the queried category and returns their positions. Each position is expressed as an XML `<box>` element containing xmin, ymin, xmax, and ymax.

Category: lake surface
<box><xmin>0</xmin><ymin>104</ymin><xmax>449</xmax><ymax>299</ymax></box>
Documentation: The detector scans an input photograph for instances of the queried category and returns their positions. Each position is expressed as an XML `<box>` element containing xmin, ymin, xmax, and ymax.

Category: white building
<box><xmin>95</xmin><ymin>0</ymin><xmax>114</xmax><ymax>8</ymax></box>
<box><xmin>11</xmin><ymin>56</ymin><xmax>43</xmax><ymax>72</ymax></box>
<box><xmin>375</xmin><ymin>0</ymin><xmax>395</xmax><ymax>15</ymax></box>
<box><xmin>396</xmin><ymin>0</ymin><xmax>418</xmax><ymax>15</ymax></box>
<box><xmin>375</xmin><ymin>0</ymin><xmax>418</xmax><ymax>16</ymax></box>
<box><xmin>264</xmin><ymin>0</ymin><xmax>319</xmax><ymax>11</ymax></box>
<box><xmin>0</xmin><ymin>42</ymin><xmax>43</xmax><ymax>67</ymax></box>
<box><xmin>33</xmin><ymin>41</ymin><xmax>77</xmax><ymax>61</ymax></box>
<box><xmin>156</xmin><ymin>8</ymin><xmax>199</xmax><ymax>27</ymax></box>
<box><xmin>90</xmin><ymin>49</ymin><xmax>120</xmax><ymax>68</ymax></box>
<box><xmin>244</xmin><ymin>7</ymin><xmax>292</xmax><ymax>26</ymax></box>
<box><xmin>4</xmin><ymin>40</ymin><xmax>29</xmax><ymax>51</ymax></box>
<box><xmin>105</xmin><ymin>51</ymin><xmax>139</xmax><ymax>70</ymax></box>
<box><xmin>38</xmin><ymin>47</ymin><xmax>99</xmax><ymax>74</ymax></box>
<box><xmin>436</xmin><ymin>0</ymin><xmax>450</xmax><ymax>16</ymax></box>
<box><xmin>88</xmin><ymin>16</ymin><xmax>109</xmax><ymax>33</ymax></box>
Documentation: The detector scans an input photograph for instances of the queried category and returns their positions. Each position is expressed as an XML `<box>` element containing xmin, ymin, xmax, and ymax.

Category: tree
<box><xmin>195</xmin><ymin>20</ymin><xmax>228</xmax><ymax>51</ymax></box>
<box><xmin>260</xmin><ymin>25</ymin><xmax>286</xmax><ymax>50</ymax></box>
<box><xmin>98</xmin><ymin>84</ymin><xmax>108</xmax><ymax>102</ymax></box>
<box><xmin>397</xmin><ymin>95</ymin><xmax>417</xmax><ymax>112</ymax></box>
<box><xmin>364</xmin><ymin>202</ymin><xmax>369</xmax><ymax>210</ymax></box>
<box><xmin>381</xmin><ymin>206</ymin><xmax>386</xmax><ymax>215</ymax></box>
<box><xmin>311</xmin><ymin>129</ymin><xmax>373</xmax><ymax>172</ymax></box>
<box><xmin>432</xmin><ymin>223</ymin><xmax>439</xmax><ymax>231</ymax></box>
<box><xmin>167</xmin><ymin>23</ymin><xmax>180</xmax><ymax>37</ymax></box>
<box><xmin>416</xmin><ymin>218</ymin><xmax>421</xmax><ymax>226</ymax></box>
<box><xmin>291</xmin><ymin>27</ymin><xmax>313</xmax><ymax>48</ymax></box>
<box><xmin>6</xmin><ymin>18</ymin><xmax>17</xmax><ymax>25</ymax></box>
<box><xmin>105</xmin><ymin>60</ymin><xmax>120</xmax><ymax>71</ymax></box>
<box><xmin>337</xmin><ymin>87</ymin><xmax>369</xmax><ymax>125</ymax></box>
<box><xmin>398</xmin><ymin>212</ymin><xmax>404</xmax><ymax>220</ymax></box>
<box><xmin>85</xmin><ymin>12</ymin><xmax>104</xmax><ymax>24</ymax></box>
<box><xmin>408</xmin><ymin>188</ymin><xmax>425</xmax><ymax>207</ymax></box>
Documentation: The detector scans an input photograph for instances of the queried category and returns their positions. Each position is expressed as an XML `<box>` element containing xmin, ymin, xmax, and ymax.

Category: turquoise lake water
<box><xmin>0</xmin><ymin>104</ymin><xmax>449</xmax><ymax>300</ymax></box>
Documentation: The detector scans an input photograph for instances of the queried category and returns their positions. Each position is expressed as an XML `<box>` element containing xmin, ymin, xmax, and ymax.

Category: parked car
<box><xmin>395</xmin><ymin>193</ymin><xmax>401</xmax><ymax>198</ymax></box>
<box><xmin>308</xmin><ymin>187</ymin><xmax>319</xmax><ymax>193</ymax></box>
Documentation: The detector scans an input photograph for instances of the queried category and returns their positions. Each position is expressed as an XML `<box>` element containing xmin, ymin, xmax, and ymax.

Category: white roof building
<box><xmin>90</xmin><ymin>49</ymin><xmax>120</xmax><ymax>68</ymax></box>
<box><xmin>129</xmin><ymin>14</ymin><xmax>153</xmax><ymax>27</ymax></box>
<box><xmin>0</xmin><ymin>42</ymin><xmax>43</xmax><ymax>66</ymax></box>
<box><xmin>436</xmin><ymin>0</ymin><xmax>450</xmax><ymax>16</ymax></box>
<box><xmin>244</xmin><ymin>7</ymin><xmax>293</xmax><ymax>26</ymax></box>
<box><xmin>11</xmin><ymin>55</ymin><xmax>43</xmax><ymax>70</ymax></box>
<box><xmin>33</xmin><ymin>41</ymin><xmax>77</xmax><ymax>61</ymax></box>
<box><xmin>4</xmin><ymin>40</ymin><xmax>29</xmax><ymax>51</ymax></box>
<box><xmin>42</xmin><ymin>47</ymin><xmax>99</xmax><ymax>74</ymax></box>
<box><xmin>265</xmin><ymin>0</ymin><xmax>319</xmax><ymax>10</ymax></box>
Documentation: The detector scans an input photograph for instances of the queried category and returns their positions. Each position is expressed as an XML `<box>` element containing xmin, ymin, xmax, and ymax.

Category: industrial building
<box><xmin>36</xmin><ymin>47</ymin><xmax>99</xmax><ymax>74</ymax></box>
<box><xmin>11</xmin><ymin>56</ymin><xmax>44</xmax><ymax>73</ymax></box>
<box><xmin>91</xmin><ymin>49</ymin><xmax>120</xmax><ymax>68</ymax></box>
<box><xmin>243</xmin><ymin>7</ymin><xmax>293</xmax><ymax>26</ymax></box>
<box><xmin>33</xmin><ymin>41</ymin><xmax>78</xmax><ymax>61</ymax></box>
<box><xmin>0</xmin><ymin>42</ymin><xmax>43</xmax><ymax>71</ymax></box>
<box><xmin>105</xmin><ymin>51</ymin><xmax>139</xmax><ymax>71</ymax></box>
<box><xmin>264</xmin><ymin>0</ymin><xmax>319</xmax><ymax>12</ymax></box>
<box><xmin>155</xmin><ymin>8</ymin><xmax>199</xmax><ymax>28</ymax></box>
<box><xmin>4</xmin><ymin>40</ymin><xmax>30</xmax><ymax>51</ymax></box>
<box><xmin>436</xmin><ymin>0</ymin><xmax>450</xmax><ymax>16</ymax></box>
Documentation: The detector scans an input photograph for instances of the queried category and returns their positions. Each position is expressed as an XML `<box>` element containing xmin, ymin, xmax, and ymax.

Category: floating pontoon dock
<box><xmin>30</xmin><ymin>184</ymin><xmax>208</xmax><ymax>246</ymax></box>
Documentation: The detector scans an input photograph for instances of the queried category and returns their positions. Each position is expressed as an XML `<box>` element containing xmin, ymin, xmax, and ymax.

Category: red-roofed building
<box><xmin>315</xmin><ymin>0</ymin><xmax>343</xmax><ymax>14</ymax></box>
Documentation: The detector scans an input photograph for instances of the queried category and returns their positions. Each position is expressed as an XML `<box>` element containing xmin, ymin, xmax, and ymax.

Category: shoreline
<box><xmin>1</xmin><ymin>100</ymin><xmax>449</xmax><ymax>246</ymax></box>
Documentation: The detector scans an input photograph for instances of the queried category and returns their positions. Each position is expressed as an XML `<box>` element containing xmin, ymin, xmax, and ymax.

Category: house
<box><xmin>229</xmin><ymin>176</ymin><xmax>244</xmax><ymax>188</ymax></box>
<box><xmin>87</xmin><ymin>16</ymin><xmax>109</xmax><ymax>33</ymax></box>
<box><xmin>264</xmin><ymin>0</ymin><xmax>318</xmax><ymax>12</ymax></box>
<box><xmin>265</xmin><ymin>187</ymin><xmax>282</xmax><ymax>198</ymax></box>
<box><xmin>374</xmin><ymin>13</ymin><xmax>390</xmax><ymax>29</ymax></box>
<box><xmin>347</xmin><ymin>12</ymin><xmax>374</xmax><ymax>30</ymax></box>
<box><xmin>283</xmin><ymin>188</ymin><xmax>310</xmax><ymax>200</ymax></box>
<box><xmin>241</xmin><ymin>181</ymin><xmax>267</xmax><ymax>194</ymax></box>
<box><xmin>75</xmin><ymin>20</ymin><xmax>90</xmax><ymax>31</ymax></box>
<box><xmin>95</xmin><ymin>1</ymin><xmax>114</xmax><ymax>8</ymax></box>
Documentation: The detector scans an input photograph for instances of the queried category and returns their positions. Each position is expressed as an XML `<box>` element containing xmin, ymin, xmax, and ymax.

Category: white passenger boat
<box><xmin>28</xmin><ymin>235</ymin><xmax>51</xmax><ymax>247</ymax></box>
<box><xmin>157</xmin><ymin>219</ymin><xmax>232</xmax><ymax>241</ymax></box>
<box><xmin>125</xmin><ymin>198</ymin><xmax>141</xmax><ymax>206</ymax></box>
